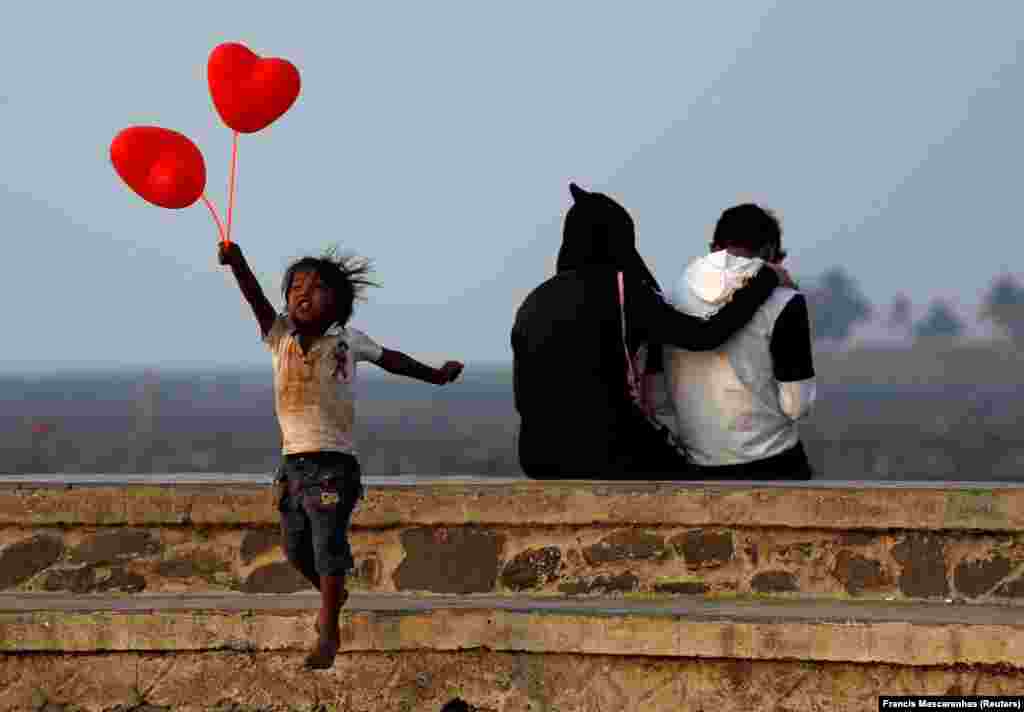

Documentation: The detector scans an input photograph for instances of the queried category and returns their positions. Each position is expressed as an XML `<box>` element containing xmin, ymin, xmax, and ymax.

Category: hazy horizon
<box><xmin>5</xmin><ymin>353</ymin><xmax>1024</xmax><ymax>480</ymax></box>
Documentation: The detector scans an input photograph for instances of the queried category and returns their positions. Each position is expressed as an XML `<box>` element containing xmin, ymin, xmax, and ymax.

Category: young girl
<box><xmin>218</xmin><ymin>240</ymin><xmax>464</xmax><ymax>669</ymax></box>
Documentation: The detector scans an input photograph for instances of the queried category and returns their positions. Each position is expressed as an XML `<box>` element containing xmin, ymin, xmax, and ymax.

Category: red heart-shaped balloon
<box><xmin>110</xmin><ymin>127</ymin><xmax>207</xmax><ymax>209</ymax></box>
<box><xmin>208</xmin><ymin>42</ymin><xmax>301</xmax><ymax>134</ymax></box>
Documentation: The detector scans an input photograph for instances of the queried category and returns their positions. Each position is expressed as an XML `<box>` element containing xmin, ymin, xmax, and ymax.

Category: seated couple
<box><xmin>511</xmin><ymin>184</ymin><xmax>816</xmax><ymax>480</ymax></box>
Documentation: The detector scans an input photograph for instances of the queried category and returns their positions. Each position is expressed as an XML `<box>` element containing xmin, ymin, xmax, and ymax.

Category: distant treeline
<box><xmin>805</xmin><ymin>269</ymin><xmax>1024</xmax><ymax>344</ymax></box>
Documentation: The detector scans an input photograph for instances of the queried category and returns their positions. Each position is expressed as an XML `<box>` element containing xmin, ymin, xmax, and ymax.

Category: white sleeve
<box><xmin>778</xmin><ymin>378</ymin><xmax>816</xmax><ymax>420</ymax></box>
<box><xmin>346</xmin><ymin>327</ymin><xmax>383</xmax><ymax>364</ymax></box>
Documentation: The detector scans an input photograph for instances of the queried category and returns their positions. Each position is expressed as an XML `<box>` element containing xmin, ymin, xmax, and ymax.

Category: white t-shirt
<box><xmin>262</xmin><ymin>314</ymin><xmax>383</xmax><ymax>456</ymax></box>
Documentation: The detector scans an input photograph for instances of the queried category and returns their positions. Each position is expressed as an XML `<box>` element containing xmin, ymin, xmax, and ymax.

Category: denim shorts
<box><xmin>275</xmin><ymin>451</ymin><xmax>364</xmax><ymax>577</ymax></box>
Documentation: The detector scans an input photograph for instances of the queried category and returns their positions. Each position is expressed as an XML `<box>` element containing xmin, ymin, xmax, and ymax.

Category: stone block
<box><xmin>240</xmin><ymin>561</ymin><xmax>312</xmax><ymax>594</ymax></box>
<box><xmin>583</xmin><ymin>530</ymin><xmax>667</xmax><ymax>565</ymax></box>
<box><xmin>832</xmin><ymin>551</ymin><xmax>892</xmax><ymax>596</ymax></box>
<box><xmin>955</xmin><ymin>555</ymin><xmax>1012</xmax><ymax>598</ymax></box>
<box><xmin>393</xmin><ymin>527</ymin><xmax>502</xmax><ymax>594</ymax></box>
<box><xmin>673</xmin><ymin>530</ymin><xmax>734</xmax><ymax>568</ymax></box>
<box><xmin>0</xmin><ymin>534</ymin><xmax>64</xmax><ymax>590</ymax></box>
<box><xmin>751</xmin><ymin>570</ymin><xmax>799</xmax><ymax>594</ymax></box>
<box><xmin>70</xmin><ymin>529</ymin><xmax>161</xmax><ymax>566</ymax></box>
<box><xmin>239</xmin><ymin>529</ymin><xmax>279</xmax><ymax>565</ymax></box>
<box><xmin>558</xmin><ymin>572</ymin><xmax>638</xmax><ymax>595</ymax></box>
<box><xmin>891</xmin><ymin>533</ymin><xmax>949</xmax><ymax>599</ymax></box>
<box><xmin>500</xmin><ymin>546</ymin><xmax>561</xmax><ymax>591</ymax></box>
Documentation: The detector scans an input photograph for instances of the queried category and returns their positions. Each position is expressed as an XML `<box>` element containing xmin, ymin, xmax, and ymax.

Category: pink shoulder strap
<box><xmin>617</xmin><ymin>272</ymin><xmax>639</xmax><ymax>396</ymax></box>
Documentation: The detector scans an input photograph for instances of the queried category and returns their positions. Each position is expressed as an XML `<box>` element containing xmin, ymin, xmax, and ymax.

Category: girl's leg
<box><xmin>318</xmin><ymin>574</ymin><xmax>348</xmax><ymax>636</ymax></box>
<box><xmin>304</xmin><ymin>574</ymin><xmax>347</xmax><ymax>669</ymax></box>
<box><xmin>279</xmin><ymin>476</ymin><xmax>321</xmax><ymax>590</ymax></box>
<box><xmin>303</xmin><ymin>454</ymin><xmax>362</xmax><ymax>669</ymax></box>
<box><xmin>303</xmin><ymin>474</ymin><xmax>359</xmax><ymax>668</ymax></box>
<box><xmin>291</xmin><ymin>536</ymin><xmax>321</xmax><ymax>591</ymax></box>
<box><xmin>281</xmin><ymin>520</ymin><xmax>319</xmax><ymax>589</ymax></box>
<box><xmin>304</xmin><ymin>578</ymin><xmax>347</xmax><ymax>669</ymax></box>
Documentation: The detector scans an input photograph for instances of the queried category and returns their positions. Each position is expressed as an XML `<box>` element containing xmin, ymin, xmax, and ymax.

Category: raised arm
<box><xmin>218</xmin><ymin>241</ymin><xmax>276</xmax><ymax>338</ymax></box>
<box><xmin>635</xmin><ymin>266</ymin><xmax>781</xmax><ymax>351</ymax></box>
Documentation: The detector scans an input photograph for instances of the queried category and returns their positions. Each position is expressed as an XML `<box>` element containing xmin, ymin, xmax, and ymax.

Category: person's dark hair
<box><xmin>711</xmin><ymin>203</ymin><xmax>783</xmax><ymax>259</ymax></box>
<box><xmin>281</xmin><ymin>244</ymin><xmax>379</xmax><ymax>327</ymax></box>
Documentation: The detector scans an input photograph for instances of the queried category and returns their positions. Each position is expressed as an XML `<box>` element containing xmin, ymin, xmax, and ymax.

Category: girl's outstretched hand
<box><xmin>436</xmin><ymin>361</ymin><xmax>464</xmax><ymax>384</ymax></box>
<box><xmin>218</xmin><ymin>240</ymin><xmax>243</xmax><ymax>268</ymax></box>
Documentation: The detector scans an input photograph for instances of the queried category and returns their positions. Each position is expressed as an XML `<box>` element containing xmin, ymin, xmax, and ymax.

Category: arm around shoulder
<box><xmin>640</xmin><ymin>266</ymin><xmax>780</xmax><ymax>351</ymax></box>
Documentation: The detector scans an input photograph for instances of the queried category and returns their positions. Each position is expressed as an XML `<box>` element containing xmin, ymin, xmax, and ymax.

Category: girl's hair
<box><xmin>281</xmin><ymin>244</ymin><xmax>380</xmax><ymax>328</ymax></box>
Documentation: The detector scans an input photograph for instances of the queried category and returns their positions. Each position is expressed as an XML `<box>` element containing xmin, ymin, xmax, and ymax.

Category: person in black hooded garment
<box><xmin>511</xmin><ymin>183</ymin><xmax>786</xmax><ymax>480</ymax></box>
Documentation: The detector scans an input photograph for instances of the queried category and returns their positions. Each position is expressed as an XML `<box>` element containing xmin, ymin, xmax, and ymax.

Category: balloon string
<box><xmin>201</xmin><ymin>194</ymin><xmax>228</xmax><ymax>244</ymax></box>
<box><xmin>227</xmin><ymin>130</ymin><xmax>238</xmax><ymax>242</ymax></box>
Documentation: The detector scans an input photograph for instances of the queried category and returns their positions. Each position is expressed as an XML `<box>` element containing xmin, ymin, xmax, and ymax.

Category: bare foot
<box><xmin>302</xmin><ymin>634</ymin><xmax>340</xmax><ymax>670</ymax></box>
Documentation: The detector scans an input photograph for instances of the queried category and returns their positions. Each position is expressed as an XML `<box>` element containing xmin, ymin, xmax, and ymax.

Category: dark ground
<box><xmin>2</xmin><ymin>343</ymin><xmax>1022</xmax><ymax>481</ymax></box>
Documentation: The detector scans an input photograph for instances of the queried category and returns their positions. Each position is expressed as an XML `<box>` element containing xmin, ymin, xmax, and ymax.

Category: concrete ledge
<box><xmin>1</xmin><ymin>593</ymin><xmax>1021</xmax><ymax>669</ymax></box>
<box><xmin>2</xmin><ymin>478</ymin><xmax>1022</xmax><ymax>531</ymax></box>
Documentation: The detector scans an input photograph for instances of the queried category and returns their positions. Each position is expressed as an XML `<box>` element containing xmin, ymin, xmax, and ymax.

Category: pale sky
<box><xmin>1</xmin><ymin>2</ymin><xmax>1021</xmax><ymax>372</ymax></box>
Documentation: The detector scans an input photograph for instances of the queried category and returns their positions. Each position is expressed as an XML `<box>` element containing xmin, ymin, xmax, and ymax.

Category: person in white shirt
<box><xmin>663</xmin><ymin>204</ymin><xmax>816</xmax><ymax>479</ymax></box>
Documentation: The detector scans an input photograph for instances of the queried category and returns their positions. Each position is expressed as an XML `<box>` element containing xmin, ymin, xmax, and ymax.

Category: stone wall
<box><xmin>2</xmin><ymin>480</ymin><xmax>1024</xmax><ymax>711</ymax></box>
<box><xmin>1</xmin><ymin>482</ymin><xmax>1023</xmax><ymax>604</ymax></box>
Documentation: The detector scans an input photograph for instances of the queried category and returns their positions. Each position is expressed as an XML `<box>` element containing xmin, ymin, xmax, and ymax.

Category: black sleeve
<box><xmin>632</xmin><ymin>267</ymin><xmax>780</xmax><ymax>351</ymax></box>
<box><xmin>770</xmin><ymin>294</ymin><xmax>815</xmax><ymax>382</ymax></box>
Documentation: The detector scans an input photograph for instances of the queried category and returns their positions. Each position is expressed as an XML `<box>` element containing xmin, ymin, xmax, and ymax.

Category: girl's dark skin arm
<box><xmin>218</xmin><ymin>241</ymin><xmax>276</xmax><ymax>338</ymax></box>
<box><xmin>635</xmin><ymin>266</ymin><xmax>782</xmax><ymax>351</ymax></box>
<box><xmin>376</xmin><ymin>349</ymin><xmax>464</xmax><ymax>385</ymax></box>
